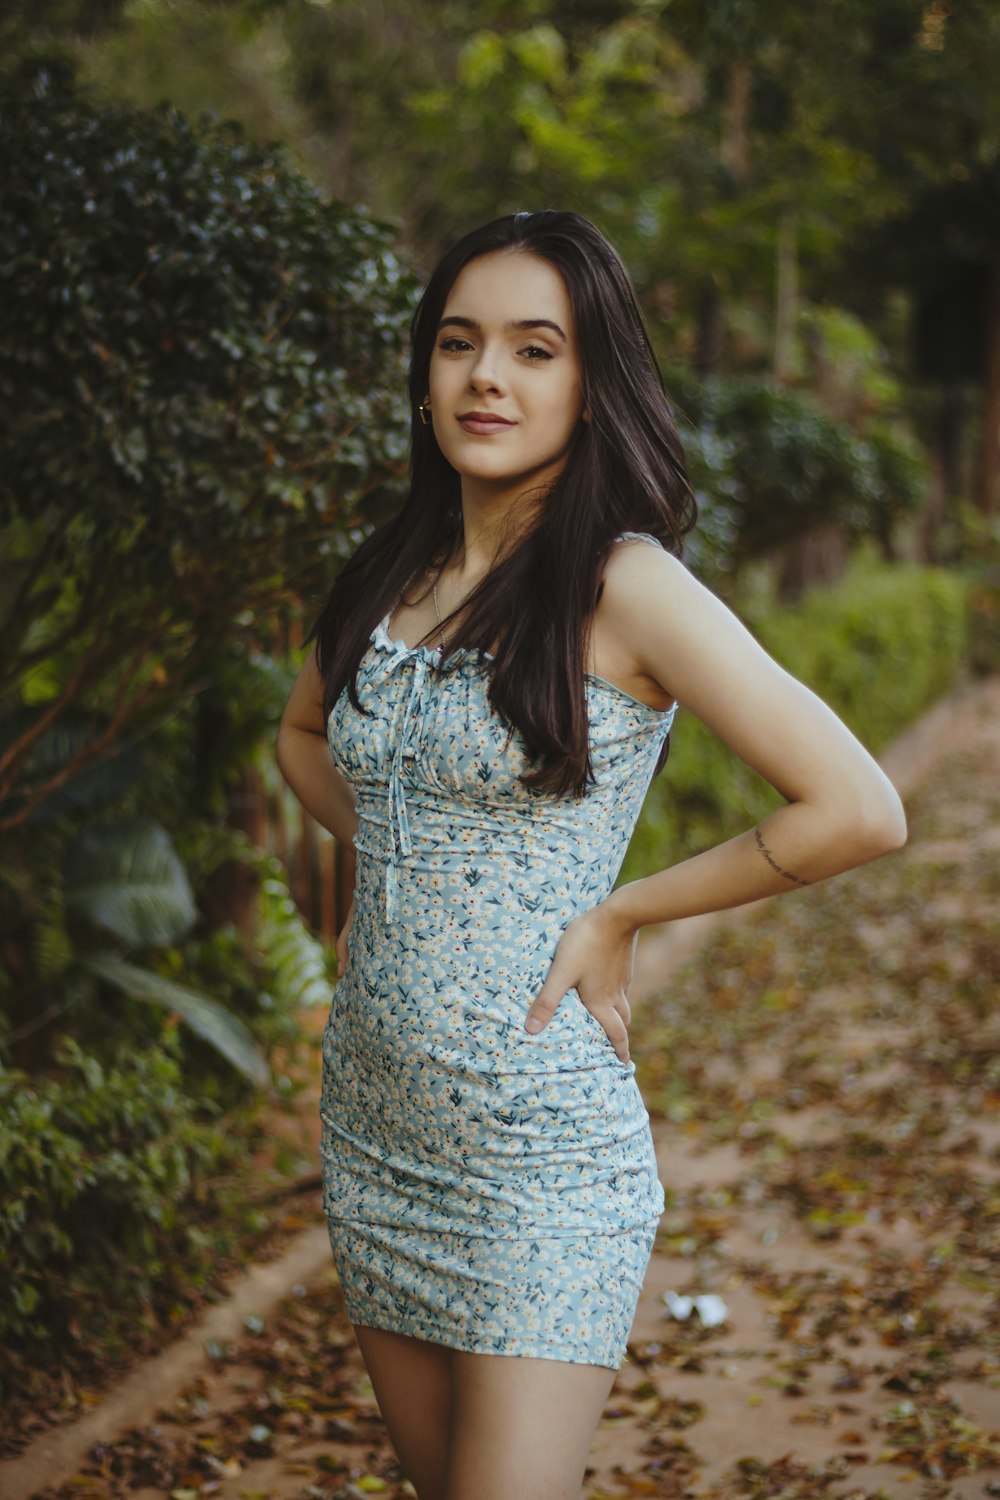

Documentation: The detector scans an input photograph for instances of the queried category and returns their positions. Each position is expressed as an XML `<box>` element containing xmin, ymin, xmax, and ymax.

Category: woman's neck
<box><xmin>453</xmin><ymin>479</ymin><xmax>547</xmax><ymax>576</ymax></box>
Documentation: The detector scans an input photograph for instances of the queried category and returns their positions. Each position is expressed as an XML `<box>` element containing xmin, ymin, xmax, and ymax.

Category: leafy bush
<box><xmin>0</xmin><ymin>74</ymin><xmax>372</xmax><ymax>1377</ymax></box>
<box><xmin>930</xmin><ymin>502</ymin><xmax>1000</xmax><ymax>676</ymax></box>
<box><xmin>623</xmin><ymin>557</ymin><xmax>970</xmax><ymax>883</ymax></box>
<box><xmin>752</xmin><ymin>557</ymin><xmax>968</xmax><ymax>749</ymax></box>
<box><xmin>968</xmin><ymin>564</ymin><xmax>1000</xmax><ymax>676</ymax></box>
<box><xmin>0</xmin><ymin>853</ymin><xmax>330</xmax><ymax>1366</ymax></box>
<box><xmin>0</xmin><ymin>64</ymin><xmax>419</xmax><ymax>824</ymax></box>
<box><xmin>0</xmin><ymin>1034</ymin><xmax>251</xmax><ymax>1359</ymax></box>
<box><xmin>668</xmin><ymin>370</ymin><xmax>928</xmax><ymax>577</ymax></box>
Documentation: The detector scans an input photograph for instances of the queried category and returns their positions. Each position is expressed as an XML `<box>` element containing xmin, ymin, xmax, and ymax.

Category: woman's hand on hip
<box><xmin>335</xmin><ymin>895</ymin><xmax>355</xmax><ymax>975</ymax></box>
<box><xmin>524</xmin><ymin>902</ymin><xmax>639</xmax><ymax>1063</ymax></box>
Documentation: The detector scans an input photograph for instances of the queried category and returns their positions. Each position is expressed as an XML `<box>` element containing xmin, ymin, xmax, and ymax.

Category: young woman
<box><xmin>276</xmin><ymin>210</ymin><xmax>906</xmax><ymax>1500</ymax></box>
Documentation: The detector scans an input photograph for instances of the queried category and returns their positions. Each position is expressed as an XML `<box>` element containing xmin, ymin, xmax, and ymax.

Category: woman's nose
<box><xmin>468</xmin><ymin>348</ymin><xmax>503</xmax><ymax>391</ymax></box>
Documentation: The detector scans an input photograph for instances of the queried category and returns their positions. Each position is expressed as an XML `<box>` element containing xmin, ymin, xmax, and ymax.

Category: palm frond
<box><xmin>65</xmin><ymin>819</ymin><xmax>197</xmax><ymax>947</ymax></box>
<box><xmin>83</xmin><ymin>953</ymin><xmax>269</xmax><ymax>1086</ymax></box>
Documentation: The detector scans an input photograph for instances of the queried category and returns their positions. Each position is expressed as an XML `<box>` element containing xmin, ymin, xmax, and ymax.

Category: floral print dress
<box><xmin>320</xmin><ymin>532</ymin><xmax>677</xmax><ymax>1370</ymax></box>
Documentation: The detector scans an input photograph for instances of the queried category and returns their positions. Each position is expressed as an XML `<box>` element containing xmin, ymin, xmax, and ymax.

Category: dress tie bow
<box><xmin>383</xmin><ymin>643</ymin><xmax>441</xmax><ymax>922</ymax></box>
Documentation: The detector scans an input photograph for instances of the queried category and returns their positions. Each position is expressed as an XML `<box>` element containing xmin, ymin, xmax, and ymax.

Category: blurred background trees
<box><xmin>1</xmin><ymin>0</ymin><xmax>997</xmax><ymax>1396</ymax></box>
<box><xmin>9</xmin><ymin>0</ymin><xmax>998</xmax><ymax>548</ymax></box>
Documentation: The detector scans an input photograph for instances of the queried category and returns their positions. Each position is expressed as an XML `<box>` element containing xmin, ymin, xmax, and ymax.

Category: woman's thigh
<box><xmin>352</xmin><ymin>1324</ymin><xmax>454</xmax><ymax>1500</ymax></box>
<box><xmin>444</xmin><ymin>1350</ymin><xmax>617</xmax><ymax>1500</ymax></box>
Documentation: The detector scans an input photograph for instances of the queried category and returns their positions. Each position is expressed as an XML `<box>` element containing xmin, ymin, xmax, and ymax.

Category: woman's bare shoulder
<box><xmin>600</xmin><ymin>533</ymin><xmax>697</xmax><ymax>614</ymax></box>
<box><xmin>597</xmin><ymin>535</ymin><xmax>762</xmax><ymax>704</ymax></box>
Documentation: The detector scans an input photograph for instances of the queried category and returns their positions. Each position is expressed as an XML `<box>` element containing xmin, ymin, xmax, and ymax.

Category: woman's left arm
<box><xmin>525</xmin><ymin>547</ymin><xmax>907</xmax><ymax>1053</ymax></box>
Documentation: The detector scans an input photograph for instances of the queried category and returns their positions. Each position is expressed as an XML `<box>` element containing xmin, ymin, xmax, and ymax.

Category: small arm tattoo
<box><xmin>753</xmin><ymin>827</ymin><xmax>810</xmax><ymax>887</ymax></box>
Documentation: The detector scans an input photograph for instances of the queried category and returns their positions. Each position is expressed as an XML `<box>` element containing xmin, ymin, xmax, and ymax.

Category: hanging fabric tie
<box><xmin>382</xmin><ymin>645</ymin><xmax>440</xmax><ymax>922</ymax></box>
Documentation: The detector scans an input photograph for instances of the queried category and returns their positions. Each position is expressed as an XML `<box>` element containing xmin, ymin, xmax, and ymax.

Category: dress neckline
<box><xmin>371</xmin><ymin>530</ymin><xmax>676</xmax><ymax>722</ymax></box>
<box><xmin>370</xmin><ymin>614</ymin><xmax>675</xmax><ymax>722</ymax></box>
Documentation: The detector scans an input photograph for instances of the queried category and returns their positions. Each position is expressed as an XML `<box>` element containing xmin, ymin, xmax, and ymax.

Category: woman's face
<box><xmin>426</xmin><ymin>250</ymin><xmax>587</xmax><ymax>497</ymax></box>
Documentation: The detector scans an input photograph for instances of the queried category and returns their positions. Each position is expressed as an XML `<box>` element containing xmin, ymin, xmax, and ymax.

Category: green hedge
<box><xmin>0</xmin><ymin>849</ymin><xmax>330</xmax><ymax>1379</ymax></box>
<box><xmin>622</xmin><ymin>558</ymin><xmax>970</xmax><ymax>883</ymax></box>
<box><xmin>0</xmin><ymin>1036</ymin><xmax>253</xmax><ymax>1362</ymax></box>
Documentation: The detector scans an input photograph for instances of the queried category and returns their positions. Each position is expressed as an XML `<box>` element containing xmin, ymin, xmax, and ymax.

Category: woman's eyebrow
<box><xmin>436</xmin><ymin>315</ymin><xmax>567</xmax><ymax>343</ymax></box>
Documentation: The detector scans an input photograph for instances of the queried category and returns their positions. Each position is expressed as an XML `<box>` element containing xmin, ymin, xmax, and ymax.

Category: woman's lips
<box><xmin>458</xmin><ymin>415</ymin><xmax>516</xmax><ymax>435</ymax></box>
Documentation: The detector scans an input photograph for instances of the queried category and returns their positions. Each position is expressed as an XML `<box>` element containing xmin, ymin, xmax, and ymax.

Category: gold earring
<box><xmin>418</xmin><ymin>402</ymin><xmax>431</xmax><ymax>426</ymax></box>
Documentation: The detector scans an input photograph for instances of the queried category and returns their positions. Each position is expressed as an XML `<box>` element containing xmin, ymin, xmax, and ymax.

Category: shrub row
<box><xmin>0</xmin><ymin>1035</ymin><xmax>258</xmax><ymax>1384</ymax></box>
<box><xmin>0</xmin><ymin>847</ymin><xmax>328</xmax><ymax>1389</ymax></box>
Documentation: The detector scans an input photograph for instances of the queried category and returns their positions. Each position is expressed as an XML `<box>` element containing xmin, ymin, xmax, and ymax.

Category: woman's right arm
<box><xmin>276</xmin><ymin>647</ymin><xmax>358</xmax><ymax>967</ymax></box>
<box><xmin>275</xmin><ymin>645</ymin><xmax>358</xmax><ymax>848</ymax></box>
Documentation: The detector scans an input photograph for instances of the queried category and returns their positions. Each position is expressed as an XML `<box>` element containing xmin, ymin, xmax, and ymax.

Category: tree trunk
<box><xmin>721</xmin><ymin>58</ymin><xmax>751</xmax><ymax>185</ymax></box>
<box><xmin>694</xmin><ymin>281</ymin><xmax>724</xmax><ymax>377</ymax></box>
<box><xmin>804</xmin><ymin>315</ymin><xmax>830</xmax><ymax>403</ymax></box>
<box><xmin>773</xmin><ymin>207</ymin><xmax>799</xmax><ymax>384</ymax></box>
<box><xmin>201</xmin><ymin>765</ymin><xmax>267</xmax><ymax>943</ymax></box>
<box><xmin>917</xmin><ymin>386</ymin><xmax>965</xmax><ymax>562</ymax></box>
<box><xmin>976</xmin><ymin>250</ymin><xmax>1000</xmax><ymax>518</ymax></box>
<box><xmin>775</xmin><ymin>523</ymin><xmax>848</xmax><ymax>603</ymax></box>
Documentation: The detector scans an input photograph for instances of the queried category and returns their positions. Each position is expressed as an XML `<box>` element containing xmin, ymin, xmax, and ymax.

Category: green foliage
<box><xmin>257</xmin><ymin>862</ymin><xmax>334</xmax><ymax>1013</ymax></box>
<box><xmin>0</xmin><ymin>807</ymin><xmax>273</xmax><ymax>1084</ymax></box>
<box><xmin>0</xmin><ymin>76</ymin><xmax>388</xmax><ymax>1338</ymax></box>
<box><xmin>191</xmin><ymin>645</ymin><xmax>296</xmax><ymax>815</ymax></box>
<box><xmin>622</xmin><ymin>557</ymin><xmax>970</xmax><ymax>883</ymax></box>
<box><xmin>967</xmin><ymin>564</ymin><xmax>1000</xmax><ymax>678</ymax></box>
<box><xmin>0</xmin><ymin>1032</ymin><xmax>248</xmax><ymax>1357</ymax></box>
<box><xmin>0</xmin><ymin>848</ymin><xmax>323</xmax><ymax>1367</ymax></box>
<box><xmin>65</xmin><ymin>818</ymin><xmax>197</xmax><ymax>948</ymax></box>
<box><xmin>924</xmin><ymin>502</ymin><xmax>1000</xmax><ymax>677</ymax></box>
<box><xmin>399</xmin><ymin>12</ymin><xmax>708</xmax><ymax>281</ymax></box>
<box><xmin>0</xmin><ymin>65</ymin><xmax>420</xmax><ymax>822</ymax></box>
<box><xmin>83</xmin><ymin>955</ymin><xmax>270</xmax><ymax>1086</ymax></box>
<box><xmin>0</xmin><ymin>706</ymin><xmax>146</xmax><ymax>827</ymax></box>
<box><xmin>672</xmin><ymin>373</ymin><xmax>928</xmax><ymax>568</ymax></box>
<box><xmin>800</xmin><ymin>305</ymin><xmax>906</xmax><ymax>412</ymax></box>
<box><xmin>0</xmin><ymin>70</ymin><xmax>415</xmax><ymax>542</ymax></box>
<box><xmin>751</xmin><ymin>556</ymin><xmax>969</xmax><ymax>749</ymax></box>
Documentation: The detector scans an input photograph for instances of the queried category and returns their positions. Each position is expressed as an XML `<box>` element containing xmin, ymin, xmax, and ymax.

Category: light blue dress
<box><xmin>320</xmin><ymin>532</ymin><xmax>677</xmax><ymax>1369</ymax></box>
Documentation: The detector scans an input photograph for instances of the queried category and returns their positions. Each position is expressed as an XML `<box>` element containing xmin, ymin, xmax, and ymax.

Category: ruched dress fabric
<box><xmin>320</xmin><ymin>532</ymin><xmax>677</xmax><ymax>1370</ymax></box>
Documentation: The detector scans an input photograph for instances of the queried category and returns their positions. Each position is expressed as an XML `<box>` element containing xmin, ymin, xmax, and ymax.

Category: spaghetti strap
<box><xmin>613</xmin><ymin>529</ymin><xmax>665</xmax><ymax>549</ymax></box>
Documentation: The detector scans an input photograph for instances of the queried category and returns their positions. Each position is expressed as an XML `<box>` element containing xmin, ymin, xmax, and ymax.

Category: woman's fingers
<box><xmin>524</xmin><ymin>986</ymin><xmax>559</xmax><ymax>1033</ymax></box>
<box><xmin>607</xmin><ymin>996</ymin><xmax>631</xmax><ymax>1063</ymax></box>
<box><xmin>335</xmin><ymin>919</ymin><xmax>351</xmax><ymax>973</ymax></box>
<box><xmin>526</xmin><ymin>904</ymin><xmax>638</xmax><ymax>1062</ymax></box>
<box><xmin>527</xmin><ymin>981</ymin><xmax>633</xmax><ymax>1063</ymax></box>
<box><xmin>590</xmin><ymin>994</ymin><xmax>631</xmax><ymax>1063</ymax></box>
<box><xmin>335</xmin><ymin>896</ymin><xmax>355</xmax><ymax>975</ymax></box>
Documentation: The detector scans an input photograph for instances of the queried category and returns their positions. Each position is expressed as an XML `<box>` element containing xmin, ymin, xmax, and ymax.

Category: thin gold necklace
<box><xmin>432</xmin><ymin>572</ymin><xmax>445</xmax><ymax>646</ymax></box>
<box><xmin>432</xmin><ymin>557</ymin><xmax>479</xmax><ymax>646</ymax></box>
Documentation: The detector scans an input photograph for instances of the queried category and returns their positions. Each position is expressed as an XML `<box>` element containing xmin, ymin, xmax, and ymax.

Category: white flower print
<box><xmin>320</xmin><ymin>533</ymin><xmax>674</xmax><ymax>1370</ymax></box>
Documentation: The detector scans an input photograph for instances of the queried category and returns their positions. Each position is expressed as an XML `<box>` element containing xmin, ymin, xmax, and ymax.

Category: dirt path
<box><xmin>16</xmin><ymin>680</ymin><xmax>1000</xmax><ymax>1500</ymax></box>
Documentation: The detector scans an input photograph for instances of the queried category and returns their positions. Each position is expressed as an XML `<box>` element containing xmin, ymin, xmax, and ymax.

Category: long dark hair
<box><xmin>312</xmin><ymin>209</ymin><xmax>696</xmax><ymax>796</ymax></box>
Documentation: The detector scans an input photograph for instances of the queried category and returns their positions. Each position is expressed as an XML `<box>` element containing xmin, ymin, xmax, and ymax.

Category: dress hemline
<box><xmin>341</xmin><ymin>1306</ymin><xmax>624</xmax><ymax>1372</ymax></box>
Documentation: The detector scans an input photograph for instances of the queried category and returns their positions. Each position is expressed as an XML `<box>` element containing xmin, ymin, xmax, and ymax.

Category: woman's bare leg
<box><xmin>444</xmin><ymin>1350</ymin><xmax>617</xmax><ymax>1500</ymax></box>
<box><xmin>352</xmin><ymin>1324</ymin><xmax>454</xmax><ymax>1500</ymax></box>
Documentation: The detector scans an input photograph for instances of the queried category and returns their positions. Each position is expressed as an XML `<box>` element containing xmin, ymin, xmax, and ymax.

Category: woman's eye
<box><xmin>437</xmin><ymin>337</ymin><xmax>554</xmax><ymax>361</ymax></box>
